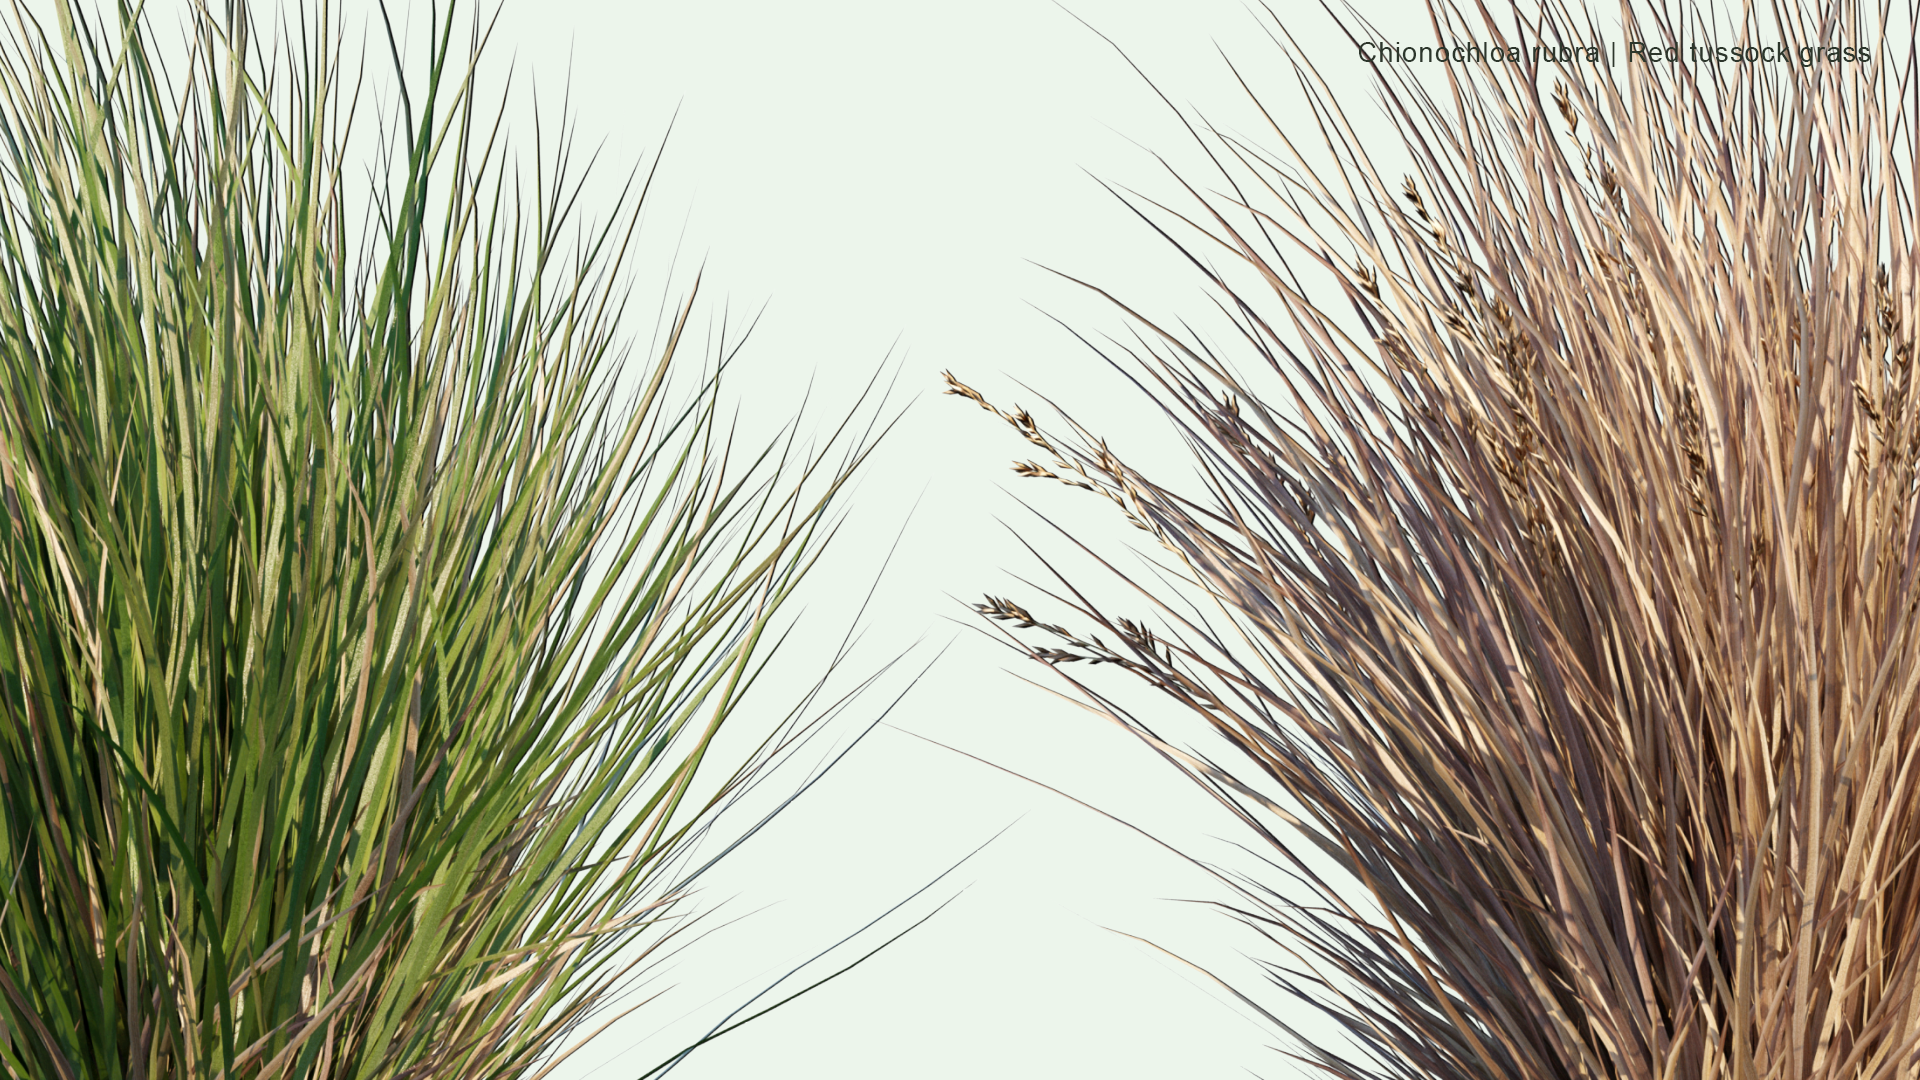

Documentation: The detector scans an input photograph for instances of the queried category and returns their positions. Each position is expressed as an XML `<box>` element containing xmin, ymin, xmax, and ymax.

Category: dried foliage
<box><xmin>956</xmin><ymin>1</ymin><xmax>1920</xmax><ymax>1077</ymax></box>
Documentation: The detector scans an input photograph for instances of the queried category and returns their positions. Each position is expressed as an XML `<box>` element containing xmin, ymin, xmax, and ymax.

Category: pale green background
<box><xmin>24</xmin><ymin>0</ymin><xmax>1804</xmax><ymax>1075</ymax></box>
<box><xmin>400</xmin><ymin>2</ymin><xmax>1906</xmax><ymax>1077</ymax></box>
<box><xmin>479</xmin><ymin>4</ymin><xmax>1411</xmax><ymax>1077</ymax></box>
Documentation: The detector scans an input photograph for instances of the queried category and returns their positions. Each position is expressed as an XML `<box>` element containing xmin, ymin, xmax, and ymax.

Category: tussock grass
<box><xmin>0</xmin><ymin>1</ymin><xmax>885</xmax><ymax>1076</ymax></box>
<box><xmin>954</xmin><ymin>1</ymin><xmax>1920</xmax><ymax>1076</ymax></box>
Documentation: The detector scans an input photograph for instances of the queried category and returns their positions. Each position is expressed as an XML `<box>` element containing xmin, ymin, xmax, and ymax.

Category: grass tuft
<box><xmin>0</xmin><ymin>1</ymin><xmax>884</xmax><ymax>1076</ymax></box>
<box><xmin>959</xmin><ymin>1</ymin><xmax>1920</xmax><ymax>1077</ymax></box>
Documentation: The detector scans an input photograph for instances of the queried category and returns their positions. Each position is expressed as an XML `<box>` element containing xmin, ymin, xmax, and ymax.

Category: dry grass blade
<box><xmin>958</xmin><ymin>1</ymin><xmax>1920</xmax><ymax>1078</ymax></box>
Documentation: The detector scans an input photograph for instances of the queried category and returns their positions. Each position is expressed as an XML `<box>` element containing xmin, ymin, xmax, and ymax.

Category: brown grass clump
<box><xmin>951</xmin><ymin>1</ymin><xmax>1920</xmax><ymax>1077</ymax></box>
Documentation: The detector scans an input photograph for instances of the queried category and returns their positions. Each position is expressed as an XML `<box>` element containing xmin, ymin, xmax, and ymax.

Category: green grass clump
<box><xmin>0</xmin><ymin>1</ymin><xmax>879</xmax><ymax>1076</ymax></box>
<box><xmin>957</xmin><ymin>1</ymin><xmax>1920</xmax><ymax>1077</ymax></box>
